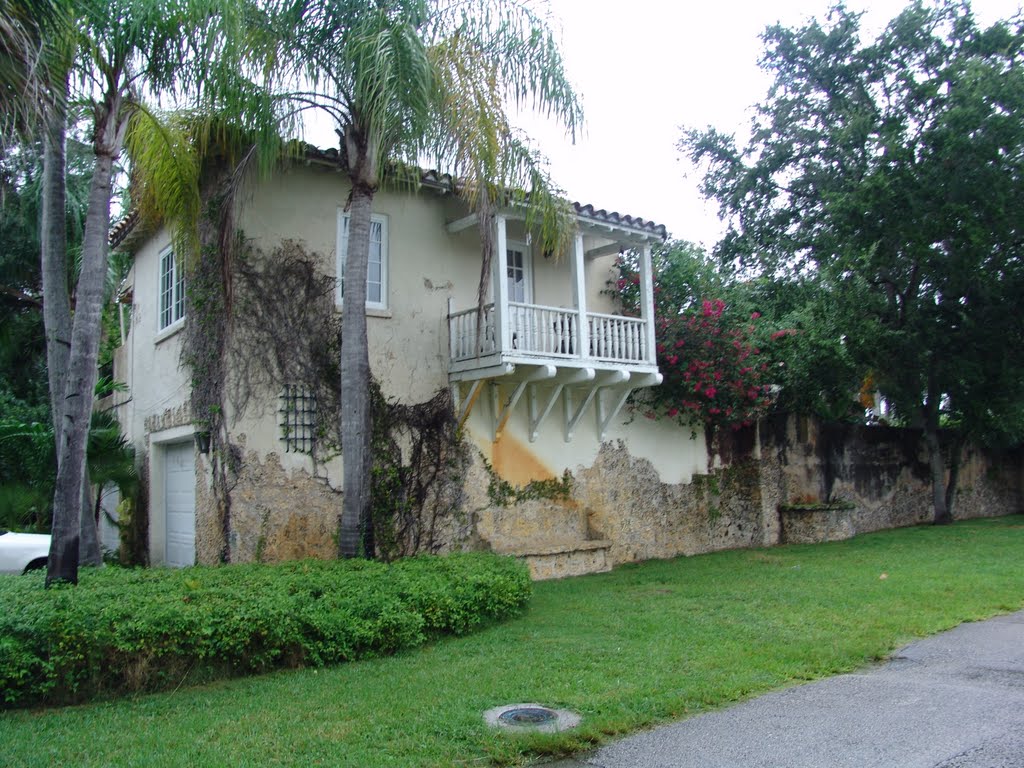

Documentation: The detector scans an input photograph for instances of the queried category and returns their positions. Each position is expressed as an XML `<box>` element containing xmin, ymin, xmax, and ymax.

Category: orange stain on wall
<box><xmin>491</xmin><ymin>432</ymin><xmax>556</xmax><ymax>486</ymax></box>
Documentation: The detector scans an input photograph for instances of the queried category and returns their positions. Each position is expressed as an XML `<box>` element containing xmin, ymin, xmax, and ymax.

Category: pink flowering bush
<box><xmin>651</xmin><ymin>299</ymin><xmax>773</xmax><ymax>429</ymax></box>
<box><xmin>608</xmin><ymin>246</ymin><xmax>775</xmax><ymax>430</ymax></box>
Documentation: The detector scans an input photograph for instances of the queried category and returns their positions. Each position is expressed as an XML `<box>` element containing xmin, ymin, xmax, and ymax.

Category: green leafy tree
<box><xmin>612</xmin><ymin>242</ymin><xmax>864</xmax><ymax>424</ymax></box>
<box><xmin>269</xmin><ymin>0</ymin><xmax>582</xmax><ymax>557</ymax></box>
<box><xmin>683</xmin><ymin>0</ymin><xmax>1024</xmax><ymax>523</ymax></box>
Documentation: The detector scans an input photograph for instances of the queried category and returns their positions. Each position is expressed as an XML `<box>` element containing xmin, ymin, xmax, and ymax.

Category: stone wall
<box><xmin>465</xmin><ymin>415</ymin><xmax>1022</xmax><ymax>574</ymax></box>
<box><xmin>200</xmin><ymin>413</ymin><xmax>1021</xmax><ymax>576</ymax></box>
<box><xmin>762</xmin><ymin>414</ymin><xmax>1023</xmax><ymax>541</ymax></box>
<box><xmin>204</xmin><ymin>450</ymin><xmax>341</xmax><ymax>564</ymax></box>
<box><xmin>574</xmin><ymin>442</ymin><xmax>774</xmax><ymax>563</ymax></box>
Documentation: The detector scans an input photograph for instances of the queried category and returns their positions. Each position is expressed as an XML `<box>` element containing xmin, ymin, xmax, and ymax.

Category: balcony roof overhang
<box><xmin>445</xmin><ymin>204</ymin><xmax>667</xmax><ymax>252</ymax></box>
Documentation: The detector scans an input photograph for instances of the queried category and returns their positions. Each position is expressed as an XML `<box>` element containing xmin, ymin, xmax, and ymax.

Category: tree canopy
<box><xmin>683</xmin><ymin>0</ymin><xmax>1024</xmax><ymax>522</ymax></box>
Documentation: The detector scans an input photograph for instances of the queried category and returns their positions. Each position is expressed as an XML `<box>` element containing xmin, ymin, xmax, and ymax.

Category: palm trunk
<box><xmin>46</xmin><ymin>96</ymin><xmax>124</xmax><ymax>586</ymax></box>
<box><xmin>79</xmin><ymin>475</ymin><xmax>102</xmax><ymax>566</ymax></box>
<box><xmin>41</xmin><ymin>94</ymin><xmax>71</xmax><ymax>444</ymax></box>
<box><xmin>339</xmin><ymin>181</ymin><xmax>375</xmax><ymax>558</ymax></box>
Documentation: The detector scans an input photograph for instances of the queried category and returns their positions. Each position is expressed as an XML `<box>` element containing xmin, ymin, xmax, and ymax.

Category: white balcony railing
<box><xmin>449</xmin><ymin>303</ymin><xmax>497</xmax><ymax>361</ymax></box>
<box><xmin>449</xmin><ymin>301</ymin><xmax>651</xmax><ymax>366</ymax></box>
<box><xmin>587</xmin><ymin>312</ymin><xmax>647</xmax><ymax>363</ymax></box>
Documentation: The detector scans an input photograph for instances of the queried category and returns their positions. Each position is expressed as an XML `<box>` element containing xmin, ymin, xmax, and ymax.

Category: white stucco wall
<box><xmin>114</xmin><ymin>230</ymin><xmax>192</xmax><ymax>443</ymax></box>
<box><xmin>224</xmin><ymin>162</ymin><xmax>705</xmax><ymax>486</ymax></box>
<box><xmin>115</xmin><ymin>161</ymin><xmax>708</xmax><ymax>567</ymax></box>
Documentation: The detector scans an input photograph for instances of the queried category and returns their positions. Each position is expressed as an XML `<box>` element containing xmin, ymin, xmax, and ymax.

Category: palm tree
<box><xmin>272</xmin><ymin>0</ymin><xmax>583</xmax><ymax>556</ymax></box>
<box><xmin>0</xmin><ymin>0</ymin><xmax>64</xmax><ymax>144</ymax></box>
<box><xmin>42</xmin><ymin>0</ymin><xmax>263</xmax><ymax>584</ymax></box>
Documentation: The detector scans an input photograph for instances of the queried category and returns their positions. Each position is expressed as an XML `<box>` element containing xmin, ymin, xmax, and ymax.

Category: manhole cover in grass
<box><xmin>484</xmin><ymin>703</ymin><xmax>581</xmax><ymax>733</ymax></box>
<box><xmin>499</xmin><ymin>706</ymin><xmax>557</xmax><ymax>726</ymax></box>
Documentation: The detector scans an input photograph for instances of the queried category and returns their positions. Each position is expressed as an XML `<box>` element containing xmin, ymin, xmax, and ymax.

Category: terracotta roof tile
<box><xmin>109</xmin><ymin>146</ymin><xmax>667</xmax><ymax>246</ymax></box>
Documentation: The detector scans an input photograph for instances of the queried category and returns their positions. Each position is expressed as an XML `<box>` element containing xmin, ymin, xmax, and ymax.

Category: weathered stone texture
<box><xmin>144</xmin><ymin>404</ymin><xmax>192</xmax><ymax>434</ymax></box>
<box><xmin>779</xmin><ymin>506</ymin><xmax>856</xmax><ymax>544</ymax></box>
<box><xmin>224</xmin><ymin>451</ymin><xmax>339</xmax><ymax>563</ymax></box>
<box><xmin>195</xmin><ymin>414</ymin><xmax>1020</xmax><ymax>578</ymax></box>
<box><xmin>193</xmin><ymin>460</ymin><xmax>224</xmax><ymax>565</ymax></box>
<box><xmin>573</xmin><ymin>442</ymin><xmax>772</xmax><ymax>565</ymax></box>
<box><xmin>762</xmin><ymin>414</ymin><xmax>1022</xmax><ymax>539</ymax></box>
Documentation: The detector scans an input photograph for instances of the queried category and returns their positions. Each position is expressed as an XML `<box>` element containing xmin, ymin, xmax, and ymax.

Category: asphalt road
<box><xmin>544</xmin><ymin>610</ymin><xmax>1024</xmax><ymax>768</ymax></box>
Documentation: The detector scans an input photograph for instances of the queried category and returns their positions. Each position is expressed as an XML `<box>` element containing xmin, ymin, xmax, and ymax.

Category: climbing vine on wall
<box><xmin>182</xmin><ymin>229</ymin><xmax>241</xmax><ymax>562</ymax></box>
<box><xmin>482</xmin><ymin>458</ymin><xmax>573</xmax><ymax>507</ymax></box>
<box><xmin>231</xmin><ymin>239</ymin><xmax>343</xmax><ymax>454</ymax></box>
<box><xmin>369</xmin><ymin>383</ymin><xmax>468</xmax><ymax>561</ymax></box>
<box><xmin>229</xmin><ymin>239</ymin><xmax>467</xmax><ymax>560</ymax></box>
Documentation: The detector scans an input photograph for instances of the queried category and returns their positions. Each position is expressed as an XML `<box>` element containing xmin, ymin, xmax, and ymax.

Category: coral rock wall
<box><xmin>188</xmin><ymin>413</ymin><xmax>1020</xmax><ymax>575</ymax></box>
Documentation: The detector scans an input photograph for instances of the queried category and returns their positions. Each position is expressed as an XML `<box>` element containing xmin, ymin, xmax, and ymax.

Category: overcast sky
<box><xmin>300</xmin><ymin>0</ymin><xmax>1022</xmax><ymax>248</ymax></box>
<box><xmin>516</xmin><ymin>0</ymin><xmax>1023</xmax><ymax>247</ymax></box>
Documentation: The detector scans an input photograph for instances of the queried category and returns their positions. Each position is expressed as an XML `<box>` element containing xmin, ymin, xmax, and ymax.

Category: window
<box><xmin>336</xmin><ymin>211</ymin><xmax>388</xmax><ymax>310</ymax></box>
<box><xmin>506</xmin><ymin>243</ymin><xmax>532</xmax><ymax>303</ymax></box>
<box><xmin>158</xmin><ymin>247</ymin><xmax>185</xmax><ymax>330</ymax></box>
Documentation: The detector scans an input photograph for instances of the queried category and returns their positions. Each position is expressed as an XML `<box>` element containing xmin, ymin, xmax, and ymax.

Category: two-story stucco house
<box><xmin>111</xmin><ymin>146</ymin><xmax>726</xmax><ymax>579</ymax></box>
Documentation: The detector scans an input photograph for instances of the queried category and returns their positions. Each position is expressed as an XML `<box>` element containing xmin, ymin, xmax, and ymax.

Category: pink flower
<box><xmin>751</xmin><ymin>311</ymin><xmax>761</xmax><ymax>320</ymax></box>
<box><xmin>705</xmin><ymin>386</ymin><xmax>717</xmax><ymax>399</ymax></box>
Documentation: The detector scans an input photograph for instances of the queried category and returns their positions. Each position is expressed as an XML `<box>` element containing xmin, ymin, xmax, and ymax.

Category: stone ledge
<box><xmin>492</xmin><ymin>539</ymin><xmax>613</xmax><ymax>557</ymax></box>
<box><xmin>524</xmin><ymin>545</ymin><xmax>613</xmax><ymax>580</ymax></box>
<box><xmin>779</xmin><ymin>504</ymin><xmax>856</xmax><ymax>544</ymax></box>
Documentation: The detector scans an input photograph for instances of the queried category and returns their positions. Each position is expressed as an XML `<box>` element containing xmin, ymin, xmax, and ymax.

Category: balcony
<box><xmin>449</xmin><ymin>302</ymin><xmax>653</xmax><ymax>369</ymax></box>
<box><xmin>446</xmin><ymin>209</ymin><xmax>664</xmax><ymax>442</ymax></box>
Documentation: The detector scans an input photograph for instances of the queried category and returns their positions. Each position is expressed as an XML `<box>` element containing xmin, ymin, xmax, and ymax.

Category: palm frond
<box><xmin>124</xmin><ymin>106</ymin><xmax>202</xmax><ymax>264</ymax></box>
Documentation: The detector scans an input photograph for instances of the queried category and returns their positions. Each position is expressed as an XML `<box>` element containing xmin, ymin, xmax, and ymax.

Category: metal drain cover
<box><xmin>484</xmin><ymin>703</ymin><xmax>581</xmax><ymax>732</ymax></box>
<box><xmin>499</xmin><ymin>706</ymin><xmax>558</xmax><ymax>726</ymax></box>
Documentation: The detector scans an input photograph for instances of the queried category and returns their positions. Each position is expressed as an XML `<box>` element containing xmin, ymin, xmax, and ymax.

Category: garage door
<box><xmin>165</xmin><ymin>441</ymin><xmax>196</xmax><ymax>567</ymax></box>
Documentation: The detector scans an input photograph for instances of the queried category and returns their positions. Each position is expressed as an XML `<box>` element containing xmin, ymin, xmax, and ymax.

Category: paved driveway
<box><xmin>545</xmin><ymin>610</ymin><xmax>1024</xmax><ymax>768</ymax></box>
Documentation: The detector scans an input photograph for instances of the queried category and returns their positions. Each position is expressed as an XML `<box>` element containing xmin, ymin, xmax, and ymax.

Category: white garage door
<box><xmin>165</xmin><ymin>441</ymin><xmax>196</xmax><ymax>567</ymax></box>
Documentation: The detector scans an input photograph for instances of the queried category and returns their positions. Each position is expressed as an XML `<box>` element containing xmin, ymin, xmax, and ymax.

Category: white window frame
<box><xmin>506</xmin><ymin>241</ymin><xmax>533</xmax><ymax>304</ymax></box>
<box><xmin>336</xmin><ymin>210</ymin><xmax>389</xmax><ymax>311</ymax></box>
<box><xmin>158</xmin><ymin>246</ymin><xmax>185</xmax><ymax>332</ymax></box>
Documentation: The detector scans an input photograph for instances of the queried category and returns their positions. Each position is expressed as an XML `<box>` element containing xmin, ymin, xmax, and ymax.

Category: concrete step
<box><xmin>493</xmin><ymin>538</ymin><xmax>613</xmax><ymax>580</ymax></box>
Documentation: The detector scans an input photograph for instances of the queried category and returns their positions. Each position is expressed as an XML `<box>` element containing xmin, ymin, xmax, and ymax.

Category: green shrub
<box><xmin>0</xmin><ymin>552</ymin><xmax>531</xmax><ymax>707</ymax></box>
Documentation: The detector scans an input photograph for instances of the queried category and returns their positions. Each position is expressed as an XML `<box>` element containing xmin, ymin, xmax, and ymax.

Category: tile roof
<box><xmin>108</xmin><ymin>207</ymin><xmax>139</xmax><ymax>249</ymax></box>
<box><xmin>110</xmin><ymin>145</ymin><xmax>668</xmax><ymax>246</ymax></box>
<box><xmin>572</xmin><ymin>203</ymin><xmax>667</xmax><ymax>241</ymax></box>
<box><xmin>303</xmin><ymin>144</ymin><xmax>667</xmax><ymax>240</ymax></box>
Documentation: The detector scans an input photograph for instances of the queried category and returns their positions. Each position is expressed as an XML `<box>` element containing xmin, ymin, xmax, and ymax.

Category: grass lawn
<box><xmin>3</xmin><ymin>515</ymin><xmax>1023</xmax><ymax>767</ymax></box>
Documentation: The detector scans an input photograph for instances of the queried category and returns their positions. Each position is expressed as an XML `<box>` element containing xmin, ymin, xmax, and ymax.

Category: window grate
<box><xmin>279</xmin><ymin>385</ymin><xmax>317</xmax><ymax>453</ymax></box>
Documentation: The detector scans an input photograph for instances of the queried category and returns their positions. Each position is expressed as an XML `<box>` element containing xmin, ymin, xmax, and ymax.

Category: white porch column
<box><xmin>493</xmin><ymin>214</ymin><xmax>510</xmax><ymax>353</ymax></box>
<box><xmin>571</xmin><ymin>233</ymin><xmax>588</xmax><ymax>359</ymax></box>
<box><xmin>639</xmin><ymin>243</ymin><xmax>657</xmax><ymax>364</ymax></box>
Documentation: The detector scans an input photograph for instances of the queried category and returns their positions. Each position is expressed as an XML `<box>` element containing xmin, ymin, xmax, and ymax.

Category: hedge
<box><xmin>0</xmin><ymin>552</ymin><xmax>531</xmax><ymax>707</ymax></box>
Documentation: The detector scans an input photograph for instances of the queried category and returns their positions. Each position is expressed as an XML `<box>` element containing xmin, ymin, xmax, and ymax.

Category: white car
<box><xmin>0</xmin><ymin>530</ymin><xmax>51</xmax><ymax>574</ymax></box>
